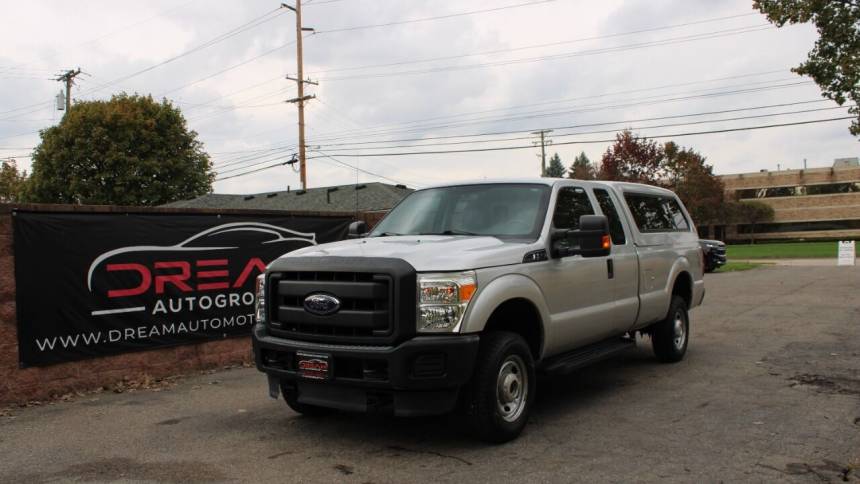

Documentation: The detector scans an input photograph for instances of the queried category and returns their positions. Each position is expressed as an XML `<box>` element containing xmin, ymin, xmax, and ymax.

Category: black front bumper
<box><xmin>252</xmin><ymin>323</ymin><xmax>480</xmax><ymax>416</ymax></box>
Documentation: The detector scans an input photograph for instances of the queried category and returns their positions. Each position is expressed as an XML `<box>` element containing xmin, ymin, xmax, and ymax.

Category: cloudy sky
<box><xmin>1</xmin><ymin>0</ymin><xmax>857</xmax><ymax>193</ymax></box>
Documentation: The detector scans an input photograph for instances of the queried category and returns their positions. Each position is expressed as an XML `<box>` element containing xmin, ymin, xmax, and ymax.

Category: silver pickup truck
<box><xmin>252</xmin><ymin>178</ymin><xmax>705</xmax><ymax>442</ymax></box>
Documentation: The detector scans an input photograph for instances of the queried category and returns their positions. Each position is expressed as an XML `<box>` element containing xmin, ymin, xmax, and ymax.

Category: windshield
<box><xmin>369</xmin><ymin>183</ymin><xmax>551</xmax><ymax>240</ymax></box>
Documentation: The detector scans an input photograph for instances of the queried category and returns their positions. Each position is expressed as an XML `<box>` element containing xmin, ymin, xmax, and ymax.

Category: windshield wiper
<box><xmin>374</xmin><ymin>231</ymin><xmax>405</xmax><ymax>237</ymax></box>
<box><xmin>419</xmin><ymin>229</ymin><xmax>480</xmax><ymax>236</ymax></box>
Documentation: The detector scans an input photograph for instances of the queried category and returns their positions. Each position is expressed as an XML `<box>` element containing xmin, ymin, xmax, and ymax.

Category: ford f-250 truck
<box><xmin>252</xmin><ymin>179</ymin><xmax>705</xmax><ymax>442</ymax></box>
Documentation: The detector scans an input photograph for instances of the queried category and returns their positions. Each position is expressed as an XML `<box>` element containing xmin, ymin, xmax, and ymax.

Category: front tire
<box><xmin>651</xmin><ymin>295</ymin><xmax>689</xmax><ymax>363</ymax></box>
<box><xmin>463</xmin><ymin>332</ymin><xmax>535</xmax><ymax>443</ymax></box>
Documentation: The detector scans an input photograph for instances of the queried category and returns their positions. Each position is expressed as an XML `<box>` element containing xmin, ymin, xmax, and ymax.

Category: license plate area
<box><xmin>296</xmin><ymin>352</ymin><xmax>332</xmax><ymax>380</ymax></box>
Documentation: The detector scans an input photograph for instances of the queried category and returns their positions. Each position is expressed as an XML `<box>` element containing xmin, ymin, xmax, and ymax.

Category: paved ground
<box><xmin>1</xmin><ymin>265</ymin><xmax>859</xmax><ymax>483</ymax></box>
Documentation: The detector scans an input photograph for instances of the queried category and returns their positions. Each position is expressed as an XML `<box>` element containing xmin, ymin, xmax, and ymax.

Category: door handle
<box><xmin>607</xmin><ymin>259</ymin><xmax>614</xmax><ymax>279</ymax></box>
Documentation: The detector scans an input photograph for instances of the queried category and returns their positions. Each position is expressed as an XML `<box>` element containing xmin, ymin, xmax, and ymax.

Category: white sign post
<box><xmin>837</xmin><ymin>241</ymin><xmax>856</xmax><ymax>266</ymax></box>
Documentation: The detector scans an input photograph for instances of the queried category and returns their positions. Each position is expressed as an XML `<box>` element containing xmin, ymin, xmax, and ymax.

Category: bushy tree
<box><xmin>755</xmin><ymin>0</ymin><xmax>860</xmax><ymax>136</ymax></box>
<box><xmin>730</xmin><ymin>200</ymin><xmax>775</xmax><ymax>244</ymax></box>
<box><xmin>0</xmin><ymin>159</ymin><xmax>27</xmax><ymax>202</ymax></box>
<box><xmin>598</xmin><ymin>130</ymin><xmax>667</xmax><ymax>184</ymax></box>
<box><xmin>568</xmin><ymin>151</ymin><xmax>596</xmax><ymax>180</ymax></box>
<box><xmin>25</xmin><ymin>93</ymin><xmax>213</xmax><ymax>205</ymax></box>
<box><xmin>544</xmin><ymin>152</ymin><xmax>566</xmax><ymax>177</ymax></box>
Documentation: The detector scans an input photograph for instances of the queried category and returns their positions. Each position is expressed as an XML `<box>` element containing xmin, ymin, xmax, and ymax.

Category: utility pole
<box><xmin>55</xmin><ymin>68</ymin><xmax>82</xmax><ymax>113</ymax></box>
<box><xmin>531</xmin><ymin>129</ymin><xmax>553</xmax><ymax>177</ymax></box>
<box><xmin>283</xmin><ymin>1</ymin><xmax>316</xmax><ymax>190</ymax></box>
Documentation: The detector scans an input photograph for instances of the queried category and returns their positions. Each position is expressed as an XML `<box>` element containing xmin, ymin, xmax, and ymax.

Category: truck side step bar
<box><xmin>540</xmin><ymin>337</ymin><xmax>636</xmax><ymax>375</ymax></box>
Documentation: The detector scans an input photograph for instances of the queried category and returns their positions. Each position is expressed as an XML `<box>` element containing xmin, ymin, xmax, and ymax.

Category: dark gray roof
<box><xmin>164</xmin><ymin>182</ymin><xmax>413</xmax><ymax>212</ymax></box>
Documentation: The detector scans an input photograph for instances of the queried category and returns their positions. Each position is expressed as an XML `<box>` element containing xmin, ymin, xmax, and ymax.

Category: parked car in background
<box><xmin>699</xmin><ymin>239</ymin><xmax>727</xmax><ymax>272</ymax></box>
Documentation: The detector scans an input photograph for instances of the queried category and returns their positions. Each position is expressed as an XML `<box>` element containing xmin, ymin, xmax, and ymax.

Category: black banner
<box><xmin>13</xmin><ymin>211</ymin><xmax>350</xmax><ymax>367</ymax></box>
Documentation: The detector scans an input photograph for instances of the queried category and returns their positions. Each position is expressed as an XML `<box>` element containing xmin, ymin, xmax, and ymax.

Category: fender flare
<box><xmin>461</xmin><ymin>273</ymin><xmax>550</xmax><ymax>356</ymax></box>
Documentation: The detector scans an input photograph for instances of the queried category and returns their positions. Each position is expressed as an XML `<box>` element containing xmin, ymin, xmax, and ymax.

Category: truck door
<box><xmin>542</xmin><ymin>186</ymin><xmax>618</xmax><ymax>354</ymax></box>
<box><xmin>593</xmin><ymin>188</ymin><xmax>639</xmax><ymax>332</ymax></box>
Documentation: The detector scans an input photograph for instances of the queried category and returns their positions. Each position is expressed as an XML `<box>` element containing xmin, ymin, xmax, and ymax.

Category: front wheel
<box><xmin>651</xmin><ymin>295</ymin><xmax>690</xmax><ymax>363</ymax></box>
<box><xmin>463</xmin><ymin>331</ymin><xmax>536</xmax><ymax>443</ymax></box>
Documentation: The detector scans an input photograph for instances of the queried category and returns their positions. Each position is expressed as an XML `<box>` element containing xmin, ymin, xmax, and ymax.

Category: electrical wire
<box><xmin>306</xmin><ymin>117</ymin><xmax>854</xmax><ymax>158</ymax></box>
<box><xmin>309</xmin><ymin>12</ymin><xmax>761</xmax><ymax>76</ymax></box>
<box><xmin>313</xmin><ymin>0</ymin><xmax>554</xmax><ymax>34</ymax></box>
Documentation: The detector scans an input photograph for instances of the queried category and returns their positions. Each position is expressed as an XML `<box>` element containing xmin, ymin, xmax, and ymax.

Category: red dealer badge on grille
<box><xmin>296</xmin><ymin>352</ymin><xmax>331</xmax><ymax>380</ymax></box>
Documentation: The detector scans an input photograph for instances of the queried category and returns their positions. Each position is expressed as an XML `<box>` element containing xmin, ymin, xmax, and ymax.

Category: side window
<box><xmin>553</xmin><ymin>187</ymin><xmax>594</xmax><ymax>230</ymax></box>
<box><xmin>623</xmin><ymin>193</ymin><xmax>690</xmax><ymax>232</ymax></box>
<box><xmin>665</xmin><ymin>198</ymin><xmax>690</xmax><ymax>231</ymax></box>
<box><xmin>594</xmin><ymin>188</ymin><xmax>626</xmax><ymax>245</ymax></box>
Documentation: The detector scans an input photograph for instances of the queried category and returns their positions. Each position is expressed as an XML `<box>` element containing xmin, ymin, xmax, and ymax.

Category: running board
<box><xmin>540</xmin><ymin>337</ymin><xmax>636</xmax><ymax>375</ymax></box>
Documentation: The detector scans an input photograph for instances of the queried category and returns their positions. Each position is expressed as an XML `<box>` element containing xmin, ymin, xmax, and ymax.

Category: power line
<box><xmin>317</xmin><ymin>104</ymin><xmax>850</xmax><ymax>152</ymax></box>
<box><xmin>306</xmin><ymin>69</ymin><xmax>793</xmax><ymax>141</ymax></box>
<box><xmin>308</xmin><ymin>80</ymin><xmax>815</xmax><ymax>144</ymax></box>
<box><xmin>306</xmin><ymin>117</ymin><xmax>854</xmax><ymax>158</ymax></box>
<box><xmin>308</xmin><ymin>12</ymin><xmax>760</xmax><ymax>76</ymax></box>
<box><xmin>313</xmin><ymin>0</ymin><xmax>554</xmax><ymax>34</ymax></box>
<box><xmin>316</xmin><ymin>24</ymin><xmax>773</xmax><ymax>82</ymax></box>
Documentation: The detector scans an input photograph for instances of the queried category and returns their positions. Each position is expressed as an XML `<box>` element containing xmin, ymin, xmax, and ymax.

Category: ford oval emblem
<box><xmin>303</xmin><ymin>293</ymin><xmax>341</xmax><ymax>316</ymax></box>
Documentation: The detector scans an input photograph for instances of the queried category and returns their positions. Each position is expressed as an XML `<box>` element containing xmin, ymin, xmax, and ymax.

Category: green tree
<box><xmin>0</xmin><ymin>159</ymin><xmax>27</xmax><ymax>202</ymax></box>
<box><xmin>730</xmin><ymin>200</ymin><xmax>775</xmax><ymax>244</ymax></box>
<box><xmin>755</xmin><ymin>0</ymin><xmax>860</xmax><ymax>135</ymax></box>
<box><xmin>544</xmin><ymin>152</ymin><xmax>566</xmax><ymax>178</ymax></box>
<box><xmin>598</xmin><ymin>130</ymin><xmax>666</xmax><ymax>184</ymax></box>
<box><xmin>25</xmin><ymin>93</ymin><xmax>213</xmax><ymax>205</ymax></box>
<box><xmin>568</xmin><ymin>151</ymin><xmax>596</xmax><ymax>180</ymax></box>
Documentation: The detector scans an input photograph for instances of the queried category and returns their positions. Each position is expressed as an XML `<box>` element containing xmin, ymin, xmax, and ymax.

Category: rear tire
<box><xmin>651</xmin><ymin>295</ymin><xmax>689</xmax><ymax>363</ymax></box>
<box><xmin>463</xmin><ymin>331</ymin><xmax>535</xmax><ymax>443</ymax></box>
<box><xmin>281</xmin><ymin>382</ymin><xmax>333</xmax><ymax>417</ymax></box>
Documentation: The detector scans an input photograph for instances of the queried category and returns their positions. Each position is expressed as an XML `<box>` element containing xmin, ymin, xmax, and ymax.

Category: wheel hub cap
<box><xmin>673</xmin><ymin>311</ymin><xmax>687</xmax><ymax>351</ymax></box>
<box><xmin>496</xmin><ymin>355</ymin><xmax>528</xmax><ymax>423</ymax></box>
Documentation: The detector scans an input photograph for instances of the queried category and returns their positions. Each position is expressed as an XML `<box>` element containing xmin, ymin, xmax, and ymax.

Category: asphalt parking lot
<box><xmin>1</xmin><ymin>265</ymin><xmax>858</xmax><ymax>483</ymax></box>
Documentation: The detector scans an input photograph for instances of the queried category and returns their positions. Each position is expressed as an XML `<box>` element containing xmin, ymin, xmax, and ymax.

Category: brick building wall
<box><xmin>717</xmin><ymin>165</ymin><xmax>860</xmax><ymax>242</ymax></box>
<box><xmin>0</xmin><ymin>203</ymin><xmax>382</xmax><ymax>405</ymax></box>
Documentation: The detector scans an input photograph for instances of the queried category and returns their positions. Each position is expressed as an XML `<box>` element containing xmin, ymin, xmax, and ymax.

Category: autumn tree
<box><xmin>598</xmin><ymin>130</ymin><xmax>666</xmax><ymax>184</ymax></box>
<box><xmin>25</xmin><ymin>93</ymin><xmax>213</xmax><ymax>205</ymax></box>
<box><xmin>568</xmin><ymin>151</ymin><xmax>596</xmax><ymax>180</ymax></box>
<box><xmin>545</xmin><ymin>152</ymin><xmax>566</xmax><ymax>177</ymax></box>
<box><xmin>663</xmin><ymin>142</ymin><xmax>725</xmax><ymax>225</ymax></box>
<box><xmin>0</xmin><ymin>159</ymin><xmax>27</xmax><ymax>202</ymax></box>
<box><xmin>755</xmin><ymin>0</ymin><xmax>860</xmax><ymax>135</ymax></box>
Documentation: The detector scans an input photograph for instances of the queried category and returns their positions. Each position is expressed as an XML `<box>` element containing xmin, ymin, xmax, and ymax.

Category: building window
<box><xmin>738</xmin><ymin>219</ymin><xmax>860</xmax><ymax>234</ymax></box>
<box><xmin>735</xmin><ymin>182</ymin><xmax>860</xmax><ymax>199</ymax></box>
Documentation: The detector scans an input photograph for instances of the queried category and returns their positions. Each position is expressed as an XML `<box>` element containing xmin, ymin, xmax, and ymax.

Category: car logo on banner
<box><xmin>86</xmin><ymin>222</ymin><xmax>318</xmax><ymax>317</ymax></box>
<box><xmin>303</xmin><ymin>293</ymin><xmax>341</xmax><ymax>316</ymax></box>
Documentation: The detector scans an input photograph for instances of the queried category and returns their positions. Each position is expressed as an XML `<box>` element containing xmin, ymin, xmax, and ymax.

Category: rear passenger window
<box><xmin>624</xmin><ymin>193</ymin><xmax>690</xmax><ymax>232</ymax></box>
<box><xmin>553</xmin><ymin>187</ymin><xmax>594</xmax><ymax>230</ymax></box>
<box><xmin>594</xmin><ymin>189</ymin><xmax>626</xmax><ymax>245</ymax></box>
<box><xmin>665</xmin><ymin>198</ymin><xmax>690</xmax><ymax>230</ymax></box>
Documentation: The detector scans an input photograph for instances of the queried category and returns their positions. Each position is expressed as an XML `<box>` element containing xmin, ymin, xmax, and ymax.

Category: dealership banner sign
<box><xmin>13</xmin><ymin>211</ymin><xmax>350</xmax><ymax>367</ymax></box>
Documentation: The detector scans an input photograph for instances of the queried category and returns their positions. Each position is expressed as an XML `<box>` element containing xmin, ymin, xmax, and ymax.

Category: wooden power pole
<box><xmin>283</xmin><ymin>1</ymin><xmax>316</xmax><ymax>189</ymax></box>
<box><xmin>56</xmin><ymin>68</ymin><xmax>82</xmax><ymax>113</ymax></box>
<box><xmin>531</xmin><ymin>129</ymin><xmax>553</xmax><ymax>177</ymax></box>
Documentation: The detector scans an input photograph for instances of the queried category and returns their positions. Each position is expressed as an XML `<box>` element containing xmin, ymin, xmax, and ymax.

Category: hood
<box><xmin>281</xmin><ymin>235</ymin><xmax>537</xmax><ymax>272</ymax></box>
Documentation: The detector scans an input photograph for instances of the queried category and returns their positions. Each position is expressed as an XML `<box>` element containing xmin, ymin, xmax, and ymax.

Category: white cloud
<box><xmin>1</xmin><ymin>0</ymin><xmax>856</xmax><ymax>196</ymax></box>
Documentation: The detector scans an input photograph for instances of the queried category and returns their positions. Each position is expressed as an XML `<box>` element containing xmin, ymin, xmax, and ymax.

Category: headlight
<box><xmin>254</xmin><ymin>274</ymin><xmax>266</xmax><ymax>323</ymax></box>
<box><xmin>417</xmin><ymin>271</ymin><xmax>476</xmax><ymax>333</ymax></box>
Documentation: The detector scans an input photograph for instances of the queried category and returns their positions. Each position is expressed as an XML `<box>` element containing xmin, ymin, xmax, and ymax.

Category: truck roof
<box><xmin>420</xmin><ymin>177</ymin><xmax>677</xmax><ymax>196</ymax></box>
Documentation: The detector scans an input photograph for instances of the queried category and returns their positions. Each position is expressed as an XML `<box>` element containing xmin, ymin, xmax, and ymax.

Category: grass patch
<box><xmin>727</xmin><ymin>241</ymin><xmax>858</xmax><ymax>259</ymax></box>
<box><xmin>714</xmin><ymin>261</ymin><xmax>765</xmax><ymax>272</ymax></box>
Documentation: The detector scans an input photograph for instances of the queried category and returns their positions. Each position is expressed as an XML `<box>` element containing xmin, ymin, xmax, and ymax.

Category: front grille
<box><xmin>268</xmin><ymin>271</ymin><xmax>394</xmax><ymax>341</ymax></box>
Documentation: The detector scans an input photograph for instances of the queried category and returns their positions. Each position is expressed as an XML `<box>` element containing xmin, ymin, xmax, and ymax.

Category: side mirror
<box><xmin>550</xmin><ymin>214</ymin><xmax>611</xmax><ymax>258</ymax></box>
<box><xmin>347</xmin><ymin>220</ymin><xmax>368</xmax><ymax>239</ymax></box>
